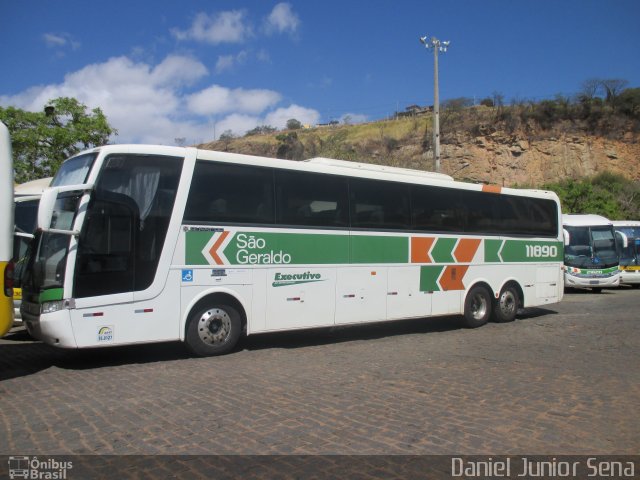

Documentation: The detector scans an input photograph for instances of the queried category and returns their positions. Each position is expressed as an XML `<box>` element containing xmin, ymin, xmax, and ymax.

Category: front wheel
<box><xmin>463</xmin><ymin>285</ymin><xmax>492</xmax><ymax>328</ymax></box>
<box><xmin>492</xmin><ymin>285</ymin><xmax>519</xmax><ymax>323</ymax></box>
<box><xmin>185</xmin><ymin>304</ymin><xmax>242</xmax><ymax>356</ymax></box>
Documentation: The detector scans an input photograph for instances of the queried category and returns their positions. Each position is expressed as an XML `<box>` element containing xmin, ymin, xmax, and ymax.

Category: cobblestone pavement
<box><xmin>1</xmin><ymin>288</ymin><xmax>639</xmax><ymax>455</ymax></box>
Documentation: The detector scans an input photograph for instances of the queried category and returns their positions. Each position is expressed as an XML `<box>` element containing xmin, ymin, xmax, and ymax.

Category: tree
<box><xmin>599</xmin><ymin>79</ymin><xmax>629</xmax><ymax>112</ymax></box>
<box><xmin>286</xmin><ymin>118</ymin><xmax>302</xmax><ymax>130</ymax></box>
<box><xmin>616</xmin><ymin>88</ymin><xmax>640</xmax><ymax>119</ymax></box>
<box><xmin>245</xmin><ymin>125</ymin><xmax>277</xmax><ymax>136</ymax></box>
<box><xmin>0</xmin><ymin>97</ymin><xmax>116</xmax><ymax>183</ymax></box>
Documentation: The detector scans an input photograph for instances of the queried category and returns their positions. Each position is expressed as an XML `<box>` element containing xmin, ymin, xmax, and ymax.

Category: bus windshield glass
<box><xmin>616</xmin><ymin>226</ymin><xmax>640</xmax><ymax>266</ymax></box>
<box><xmin>20</xmin><ymin>192</ymin><xmax>83</xmax><ymax>297</ymax></box>
<box><xmin>564</xmin><ymin>225</ymin><xmax>618</xmax><ymax>269</ymax></box>
<box><xmin>50</xmin><ymin>153</ymin><xmax>97</xmax><ymax>187</ymax></box>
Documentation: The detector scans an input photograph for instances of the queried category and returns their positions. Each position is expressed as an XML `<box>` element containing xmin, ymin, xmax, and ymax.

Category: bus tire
<box><xmin>185</xmin><ymin>304</ymin><xmax>242</xmax><ymax>357</ymax></box>
<box><xmin>463</xmin><ymin>285</ymin><xmax>492</xmax><ymax>328</ymax></box>
<box><xmin>492</xmin><ymin>284</ymin><xmax>519</xmax><ymax>323</ymax></box>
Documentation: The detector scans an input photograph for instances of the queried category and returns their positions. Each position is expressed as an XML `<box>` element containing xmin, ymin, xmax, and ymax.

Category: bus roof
<box><xmin>14</xmin><ymin>177</ymin><xmax>52</xmax><ymax>196</ymax></box>
<box><xmin>611</xmin><ymin>220</ymin><xmax>640</xmax><ymax>227</ymax></box>
<box><xmin>563</xmin><ymin>214</ymin><xmax>612</xmax><ymax>227</ymax></box>
<box><xmin>305</xmin><ymin>157</ymin><xmax>455</xmax><ymax>182</ymax></box>
<box><xmin>66</xmin><ymin>144</ymin><xmax>561</xmax><ymax>203</ymax></box>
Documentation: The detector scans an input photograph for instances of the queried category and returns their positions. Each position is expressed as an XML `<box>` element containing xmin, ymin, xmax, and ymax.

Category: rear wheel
<box><xmin>492</xmin><ymin>284</ymin><xmax>519</xmax><ymax>323</ymax></box>
<box><xmin>185</xmin><ymin>304</ymin><xmax>242</xmax><ymax>356</ymax></box>
<box><xmin>463</xmin><ymin>285</ymin><xmax>492</xmax><ymax>328</ymax></box>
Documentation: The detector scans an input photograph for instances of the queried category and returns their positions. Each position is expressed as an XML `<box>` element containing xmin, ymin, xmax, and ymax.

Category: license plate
<box><xmin>589</xmin><ymin>280</ymin><xmax>600</xmax><ymax>285</ymax></box>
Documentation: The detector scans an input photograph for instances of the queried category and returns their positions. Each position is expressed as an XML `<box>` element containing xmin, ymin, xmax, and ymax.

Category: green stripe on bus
<box><xmin>185</xmin><ymin>231</ymin><xmax>214</xmax><ymax>265</ymax></box>
<box><xmin>40</xmin><ymin>288</ymin><xmax>64</xmax><ymax>303</ymax></box>
<box><xmin>224</xmin><ymin>232</ymin><xmax>350</xmax><ymax>265</ymax></box>
<box><xmin>419</xmin><ymin>266</ymin><xmax>443</xmax><ymax>292</ymax></box>
<box><xmin>350</xmin><ymin>235</ymin><xmax>408</xmax><ymax>264</ymax></box>
<box><xmin>484</xmin><ymin>239</ymin><xmax>563</xmax><ymax>263</ymax></box>
<box><xmin>185</xmin><ymin>230</ymin><xmax>563</xmax><ymax>266</ymax></box>
<box><xmin>484</xmin><ymin>239</ymin><xmax>503</xmax><ymax>262</ymax></box>
<box><xmin>431</xmin><ymin>238</ymin><xmax>456</xmax><ymax>263</ymax></box>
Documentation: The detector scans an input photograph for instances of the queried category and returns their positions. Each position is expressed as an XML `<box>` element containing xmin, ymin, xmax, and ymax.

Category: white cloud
<box><xmin>0</xmin><ymin>55</ymin><xmax>208</xmax><ymax>144</ymax></box>
<box><xmin>152</xmin><ymin>55</ymin><xmax>208</xmax><ymax>86</ymax></box>
<box><xmin>264</xmin><ymin>3</ymin><xmax>300</xmax><ymax>35</ymax></box>
<box><xmin>186</xmin><ymin>85</ymin><xmax>281</xmax><ymax>116</ymax></box>
<box><xmin>0</xmin><ymin>54</ymin><xmax>320</xmax><ymax>144</ymax></box>
<box><xmin>264</xmin><ymin>104</ymin><xmax>320</xmax><ymax>129</ymax></box>
<box><xmin>215</xmin><ymin>50</ymin><xmax>249</xmax><ymax>73</ymax></box>
<box><xmin>171</xmin><ymin>10</ymin><xmax>252</xmax><ymax>44</ymax></box>
<box><xmin>43</xmin><ymin>32</ymin><xmax>80</xmax><ymax>50</ymax></box>
<box><xmin>214</xmin><ymin>114</ymin><xmax>262</xmax><ymax>138</ymax></box>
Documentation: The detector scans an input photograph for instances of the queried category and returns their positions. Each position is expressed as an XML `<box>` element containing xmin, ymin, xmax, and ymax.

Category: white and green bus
<box><xmin>562</xmin><ymin>214</ymin><xmax>622</xmax><ymax>292</ymax></box>
<box><xmin>21</xmin><ymin>146</ymin><xmax>564</xmax><ymax>355</ymax></box>
<box><xmin>0</xmin><ymin>121</ymin><xmax>15</xmax><ymax>337</ymax></box>
<box><xmin>612</xmin><ymin>220</ymin><xmax>640</xmax><ymax>288</ymax></box>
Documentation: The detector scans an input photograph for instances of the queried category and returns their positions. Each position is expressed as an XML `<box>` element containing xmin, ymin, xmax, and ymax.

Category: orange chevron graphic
<box><xmin>439</xmin><ymin>265</ymin><xmax>469</xmax><ymax>291</ymax></box>
<box><xmin>209</xmin><ymin>231</ymin><xmax>230</xmax><ymax>265</ymax></box>
<box><xmin>454</xmin><ymin>238</ymin><xmax>481</xmax><ymax>263</ymax></box>
<box><xmin>411</xmin><ymin>237</ymin><xmax>436</xmax><ymax>263</ymax></box>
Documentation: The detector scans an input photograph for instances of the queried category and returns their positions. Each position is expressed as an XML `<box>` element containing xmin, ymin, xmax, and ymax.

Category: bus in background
<box><xmin>562</xmin><ymin>214</ymin><xmax>623</xmax><ymax>292</ymax></box>
<box><xmin>0</xmin><ymin>121</ymin><xmax>14</xmax><ymax>336</ymax></box>
<box><xmin>13</xmin><ymin>177</ymin><xmax>52</xmax><ymax>323</ymax></box>
<box><xmin>612</xmin><ymin>220</ymin><xmax>640</xmax><ymax>289</ymax></box>
<box><xmin>20</xmin><ymin>146</ymin><xmax>564</xmax><ymax>356</ymax></box>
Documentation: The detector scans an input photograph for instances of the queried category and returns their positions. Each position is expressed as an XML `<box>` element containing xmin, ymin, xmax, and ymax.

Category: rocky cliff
<box><xmin>198</xmin><ymin>119</ymin><xmax>640</xmax><ymax>187</ymax></box>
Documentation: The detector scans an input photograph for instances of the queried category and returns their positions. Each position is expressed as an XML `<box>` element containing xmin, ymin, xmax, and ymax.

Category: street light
<box><xmin>419</xmin><ymin>35</ymin><xmax>450</xmax><ymax>173</ymax></box>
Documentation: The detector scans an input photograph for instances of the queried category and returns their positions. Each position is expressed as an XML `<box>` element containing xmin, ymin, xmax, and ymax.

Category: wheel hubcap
<box><xmin>471</xmin><ymin>293</ymin><xmax>488</xmax><ymax>320</ymax></box>
<box><xmin>197</xmin><ymin>309</ymin><xmax>231</xmax><ymax>345</ymax></box>
<box><xmin>499</xmin><ymin>291</ymin><xmax>516</xmax><ymax>316</ymax></box>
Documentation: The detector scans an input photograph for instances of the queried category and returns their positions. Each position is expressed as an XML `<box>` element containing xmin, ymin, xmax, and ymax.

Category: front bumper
<box><xmin>620</xmin><ymin>271</ymin><xmax>640</xmax><ymax>285</ymax></box>
<box><xmin>564</xmin><ymin>271</ymin><xmax>620</xmax><ymax>288</ymax></box>
<box><xmin>22</xmin><ymin>305</ymin><xmax>77</xmax><ymax>348</ymax></box>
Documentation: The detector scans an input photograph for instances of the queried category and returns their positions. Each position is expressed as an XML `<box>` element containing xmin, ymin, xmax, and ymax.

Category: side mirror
<box><xmin>563</xmin><ymin>228</ymin><xmax>570</xmax><ymax>246</ymax></box>
<box><xmin>615</xmin><ymin>230</ymin><xmax>628</xmax><ymax>250</ymax></box>
<box><xmin>37</xmin><ymin>183</ymin><xmax>93</xmax><ymax>234</ymax></box>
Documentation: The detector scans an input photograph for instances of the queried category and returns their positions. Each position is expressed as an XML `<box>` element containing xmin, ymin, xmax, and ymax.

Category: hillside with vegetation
<box><xmin>198</xmin><ymin>82</ymin><xmax>640</xmax><ymax>219</ymax></box>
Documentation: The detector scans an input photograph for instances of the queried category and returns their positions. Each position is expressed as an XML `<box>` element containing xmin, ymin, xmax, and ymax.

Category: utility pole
<box><xmin>420</xmin><ymin>35</ymin><xmax>449</xmax><ymax>173</ymax></box>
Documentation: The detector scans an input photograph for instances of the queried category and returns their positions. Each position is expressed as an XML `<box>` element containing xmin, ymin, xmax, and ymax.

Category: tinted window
<box><xmin>412</xmin><ymin>185</ymin><xmax>557</xmax><ymax>237</ymax></box>
<box><xmin>350</xmin><ymin>178</ymin><xmax>410</xmax><ymax>230</ymax></box>
<box><xmin>75</xmin><ymin>154</ymin><xmax>183</xmax><ymax>297</ymax></box>
<box><xmin>412</xmin><ymin>186</ymin><xmax>466</xmax><ymax>232</ymax></box>
<box><xmin>184</xmin><ymin>162</ymin><xmax>275</xmax><ymax>225</ymax></box>
<box><xmin>276</xmin><ymin>170</ymin><xmax>348</xmax><ymax>227</ymax></box>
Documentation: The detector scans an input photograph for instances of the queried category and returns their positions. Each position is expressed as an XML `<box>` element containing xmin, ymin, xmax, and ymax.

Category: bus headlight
<box><xmin>42</xmin><ymin>300</ymin><xmax>65</xmax><ymax>314</ymax></box>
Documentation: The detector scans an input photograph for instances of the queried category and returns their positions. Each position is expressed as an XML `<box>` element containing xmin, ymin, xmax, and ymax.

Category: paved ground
<box><xmin>0</xmin><ymin>288</ymin><xmax>639</xmax><ymax>456</ymax></box>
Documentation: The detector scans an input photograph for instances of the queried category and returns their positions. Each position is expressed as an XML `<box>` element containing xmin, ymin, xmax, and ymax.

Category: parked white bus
<box><xmin>13</xmin><ymin>177</ymin><xmax>52</xmax><ymax>323</ymax></box>
<box><xmin>21</xmin><ymin>146</ymin><xmax>564</xmax><ymax>356</ymax></box>
<box><xmin>612</xmin><ymin>220</ymin><xmax>640</xmax><ymax>288</ymax></box>
<box><xmin>562</xmin><ymin>214</ymin><xmax>621</xmax><ymax>292</ymax></box>
<box><xmin>0</xmin><ymin>121</ymin><xmax>15</xmax><ymax>336</ymax></box>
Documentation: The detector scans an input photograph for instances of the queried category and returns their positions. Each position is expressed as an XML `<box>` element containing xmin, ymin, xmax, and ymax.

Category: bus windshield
<box><xmin>564</xmin><ymin>225</ymin><xmax>618</xmax><ymax>269</ymax></box>
<box><xmin>20</xmin><ymin>193</ymin><xmax>83</xmax><ymax>300</ymax></box>
<box><xmin>616</xmin><ymin>227</ymin><xmax>640</xmax><ymax>266</ymax></box>
<box><xmin>50</xmin><ymin>153</ymin><xmax>97</xmax><ymax>187</ymax></box>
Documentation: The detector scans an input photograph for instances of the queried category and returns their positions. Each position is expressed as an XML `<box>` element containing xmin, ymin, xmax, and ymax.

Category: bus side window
<box><xmin>184</xmin><ymin>162</ymin><xmax>275</xmax><ymax>225</ymax></box>
<box><xmin>275</xmin><ymin>170</ymin><xmax>348</xmax><ymax>228</ymax></box>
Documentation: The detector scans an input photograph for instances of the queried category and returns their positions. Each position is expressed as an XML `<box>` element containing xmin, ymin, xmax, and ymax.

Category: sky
<box><xmin>1</xmin><ymin>0</ymin><xmax>639</xmax><ymax>146</ymax></box>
